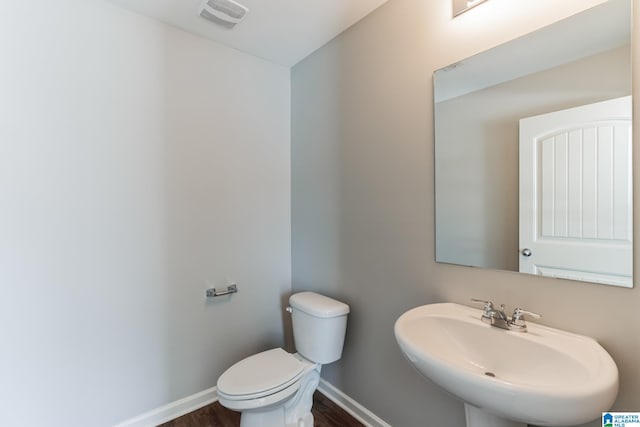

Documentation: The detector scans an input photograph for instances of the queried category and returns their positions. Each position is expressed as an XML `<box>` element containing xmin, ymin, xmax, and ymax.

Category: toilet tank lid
<box><xmin>289</xmin><ymin>292</ymin><xmax>350</xmax><ymax>318</ymax></box>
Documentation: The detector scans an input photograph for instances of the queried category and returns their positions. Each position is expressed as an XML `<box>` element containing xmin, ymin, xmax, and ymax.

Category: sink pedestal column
<box><xmin>464</xmin><ymin>404</ymin><xmax>526</xmax><ymax>427</ymax></box>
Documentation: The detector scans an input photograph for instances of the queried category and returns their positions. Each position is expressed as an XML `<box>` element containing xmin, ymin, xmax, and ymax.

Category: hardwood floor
<box><xmin>158</xmin><ymin>391</ymin><xmax>364</xmax><ymax>427</ymax></box>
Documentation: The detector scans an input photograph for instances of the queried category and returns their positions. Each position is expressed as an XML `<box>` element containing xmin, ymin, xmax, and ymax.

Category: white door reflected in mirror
<box><xmin>519</xmin><ymin>96</ymin><xmax>632</xmax><ymax>287</ymax></box>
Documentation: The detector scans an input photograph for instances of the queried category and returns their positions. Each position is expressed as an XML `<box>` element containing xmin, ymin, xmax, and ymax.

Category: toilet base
<box><xmin>283</xmin><ymin>367</ymin><xmax>319</xmax><ymax>427</ymax></box>
<box><xmin>239</xmin><ymin>408</ymin><xmax>313</xmax><ymax>427</ymax></box>
<box><xmin>240</xmin><ymin>408</ymin><xmax>285</xmax><ymax>427</ymax></box>
<box><xmin>237</xmin><ymin>365</ymin><xmax>321</xmax><ymax>427</ymax></box>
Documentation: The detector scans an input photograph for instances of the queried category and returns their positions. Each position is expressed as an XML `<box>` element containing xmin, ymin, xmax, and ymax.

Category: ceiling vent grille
<box><xmin>199</xmin><ymin>0</ymin><xmax>249</xmax><ymax>29</ymax></box>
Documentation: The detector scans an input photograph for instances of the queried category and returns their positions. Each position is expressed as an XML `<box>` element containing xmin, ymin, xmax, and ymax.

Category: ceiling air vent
<box><xmin>199</xmin><ymin>0</ymin><xmax>249</xmax><ymax>29</ymax></box>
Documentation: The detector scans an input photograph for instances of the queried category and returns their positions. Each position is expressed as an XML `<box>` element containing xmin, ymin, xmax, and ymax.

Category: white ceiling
<box><xmin>107</xmin><ymin>0</ymin><xmax>390</xmax><ymax>67</ymax></box>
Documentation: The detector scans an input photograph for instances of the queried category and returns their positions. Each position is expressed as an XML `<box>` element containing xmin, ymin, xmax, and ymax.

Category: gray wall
<box><xmin>291</xmin><ymin>1</ymin><xmax>639</xmax><ymax>426</ymax></box>
<box><xmin>436</xmin><ymin>46</ymin><xmax>631</xmax><ymax>271</ymax></box>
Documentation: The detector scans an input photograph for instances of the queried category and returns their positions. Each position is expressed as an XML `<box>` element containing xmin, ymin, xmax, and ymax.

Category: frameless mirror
<box><xmin>435</xmin><ymin>0</ymin><xmax>633</xmax><ymax>287</ymax></box>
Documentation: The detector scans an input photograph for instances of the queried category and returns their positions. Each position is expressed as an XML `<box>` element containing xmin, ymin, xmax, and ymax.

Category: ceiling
<box><xmin>434</xmin><ymin>0</ymin><xmax>630</xmax><ymax>102</ymax></box>
<box><xmin>107</xmin><ymin>0</ymin><xmax>390</xmax><ymax>67</ymax></box>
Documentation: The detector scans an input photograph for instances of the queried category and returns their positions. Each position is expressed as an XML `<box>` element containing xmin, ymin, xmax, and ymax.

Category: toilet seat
<box><xmin>217</xmin><ymin>348</ymin><xmax>306</xmax><ymax>401</ymax></box>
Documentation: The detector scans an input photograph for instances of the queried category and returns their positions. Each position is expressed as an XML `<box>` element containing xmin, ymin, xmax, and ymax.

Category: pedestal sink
<box><xmin>394</xmin><ymin>303</ymin><xmax>618</xmax><ymax>427</ymax></box>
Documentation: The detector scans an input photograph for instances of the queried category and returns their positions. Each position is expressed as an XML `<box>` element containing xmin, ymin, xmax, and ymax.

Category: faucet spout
<box><xmin>492</xmin><ymin>304</ymin><xmax>508</xmax><ymax>321</ymax></box>
<box><xmin>482</xmin><ymin>304</ymin><xmax>509</xmax><ymax>328</ymax></box>
<box><xmin>471</xmin><ymin>299</ymin><xmax>541</xmax><ymax>332</ymax></box>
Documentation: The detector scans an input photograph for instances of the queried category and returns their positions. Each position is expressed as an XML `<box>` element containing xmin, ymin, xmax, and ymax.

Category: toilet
<box><xmin>216</xmin><ymin>292</ymin><xmax>350</xmax><ymax>427</ymax></box>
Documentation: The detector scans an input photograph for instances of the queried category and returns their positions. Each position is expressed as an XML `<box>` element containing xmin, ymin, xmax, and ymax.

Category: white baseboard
<box><xmin>317</xmin><ymin>379</ymin><xmax>392</xmax><ymax>427</ymax></box>
<box><xmin>113</xmin><ymin>379</ymin><xmax>388</xmax><ymax>427</ymax></box>
<box><xmin>113</xmin><ymin>386</ymin><xmax>218</xmax><ymax>427</ymax></box>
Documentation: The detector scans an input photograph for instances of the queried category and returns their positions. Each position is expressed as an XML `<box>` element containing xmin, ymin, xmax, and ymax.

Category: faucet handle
<box><xmin>512</xmin><ymin>307</ymin><xmax>541</xmax><ymax>319</ymax></box>
<box><xmin>509</xmin><ymin>307</ymin><xmax>541</xmax><ymax>331</ymax></box>
<box><xmin>470</xmin><ymin>298</ymin><xmax>494</xmax><ymax>318</ymax></box>
<box><xmin>470</xmin><ymin>298</ymin><xmax>493</xmax><ymax>307</ymax></box>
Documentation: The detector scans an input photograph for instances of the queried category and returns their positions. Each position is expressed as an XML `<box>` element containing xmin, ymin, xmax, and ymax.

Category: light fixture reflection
<box><xmin>453</xmin><ymin>0</ymin><xmax>489</xmax><ymax>17</ymax></box>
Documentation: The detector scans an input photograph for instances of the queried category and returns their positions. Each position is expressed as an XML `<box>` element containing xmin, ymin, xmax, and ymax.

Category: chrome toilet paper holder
<box><xmin>206</xmin><ymin>283</ymin><xmax>238</xmax><ymax>298</ymax></box>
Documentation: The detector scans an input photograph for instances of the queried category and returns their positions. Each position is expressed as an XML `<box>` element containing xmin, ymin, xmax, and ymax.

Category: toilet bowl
<box><xmin>216</xmin><ymin>292</ymin><xmax>349</xmax><ymax>427</ymax></box>
<box><xmin>217</xmin><ymin>349</ymin><xmax>321</xmax><ymax>427</ymax></box>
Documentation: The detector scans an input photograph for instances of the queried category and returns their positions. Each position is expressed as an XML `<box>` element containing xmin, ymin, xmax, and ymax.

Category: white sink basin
<box><xmin>394</xmin><ymin>303</ymin><xmax>618</xmax><ymax>426</ymax></box>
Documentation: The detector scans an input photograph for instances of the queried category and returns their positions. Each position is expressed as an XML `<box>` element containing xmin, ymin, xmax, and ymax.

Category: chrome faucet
<box><xmin>471</xmin><ymin>299</ymin><xmax>541</xmax><ymax>332</ymax></box>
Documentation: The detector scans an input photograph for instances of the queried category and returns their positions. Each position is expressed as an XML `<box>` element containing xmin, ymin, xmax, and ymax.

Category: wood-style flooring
<box><xmin>158</xmin><ymin>391</ymin><xmax>364</xmax><ymax>427</ymax></box>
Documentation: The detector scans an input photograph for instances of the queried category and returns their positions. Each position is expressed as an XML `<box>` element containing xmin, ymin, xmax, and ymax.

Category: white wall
<box><xmin>291</xmin><ymin>1</ymin><xmax>639</xmax><ymax>426</ymax></box>
<box><xmin>0</xmin><ymin>1</ymin><xmax>291</xmax><ymax>426</ymax></box>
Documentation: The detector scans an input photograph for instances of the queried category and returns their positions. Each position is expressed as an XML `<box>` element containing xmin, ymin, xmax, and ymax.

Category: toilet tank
<box><xmin>289</xmin><ymin>292</ymin><xmax>350</xmax><ymax>364</ymax></box>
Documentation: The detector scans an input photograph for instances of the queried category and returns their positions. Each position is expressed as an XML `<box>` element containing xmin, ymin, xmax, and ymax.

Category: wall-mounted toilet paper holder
<box><xmin>206</xmin><ymin>283</ymin><xmax>238</xmax><ymax>298</ymax></box>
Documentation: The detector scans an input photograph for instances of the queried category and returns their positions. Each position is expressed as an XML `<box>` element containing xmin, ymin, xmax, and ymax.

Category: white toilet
<box><xmin>216</xmin><ymin>291</ymin><xmax>350</xmax><ymax>427</ymax></box>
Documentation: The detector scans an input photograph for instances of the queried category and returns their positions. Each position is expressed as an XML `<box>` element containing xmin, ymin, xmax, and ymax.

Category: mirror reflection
<box><xmin>434</xmin><ymin>0</ymin><xmax>633</xmax><ymax>287</ymax></box>
<box><xmin>452</xmin><ymin>0</ymin><xmax>489</xmax><ymax>17</ymax></box>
